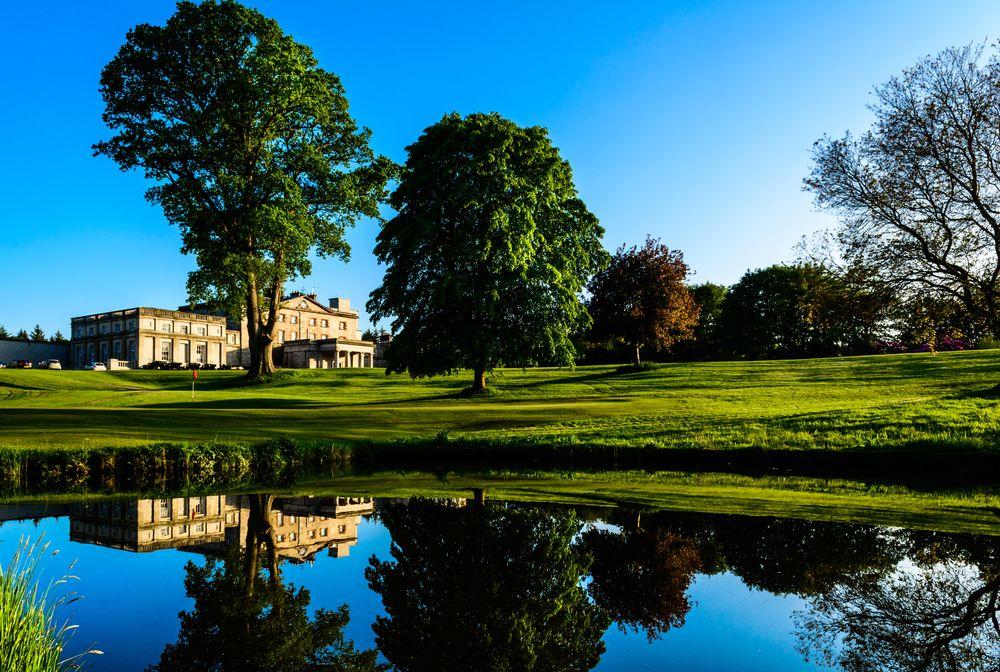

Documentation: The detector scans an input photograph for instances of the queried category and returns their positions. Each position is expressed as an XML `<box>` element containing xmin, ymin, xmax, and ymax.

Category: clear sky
<box><xmin>3</xmin><ymin>0</ymin><xmax>999</xmax><ymax>336</ymax></box>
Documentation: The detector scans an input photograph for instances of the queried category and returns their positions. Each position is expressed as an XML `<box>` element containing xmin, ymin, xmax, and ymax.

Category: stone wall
<box><xmin>0</xmin><ymin>339</ymin><xmax>70</xmax><ymax>364</ymax></box>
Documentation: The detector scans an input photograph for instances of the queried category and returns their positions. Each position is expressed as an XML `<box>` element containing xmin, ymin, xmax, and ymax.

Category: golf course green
<box><xmin>1</xmin><ymin>349</ymin><xmax>999</xmax><ymax>454</ymax></box>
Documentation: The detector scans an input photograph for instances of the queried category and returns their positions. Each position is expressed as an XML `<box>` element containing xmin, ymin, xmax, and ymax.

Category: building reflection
<box><xmin>68</xmin><ymin>495</ymin><xmax>374</xmax><ymax>562</ymax></box>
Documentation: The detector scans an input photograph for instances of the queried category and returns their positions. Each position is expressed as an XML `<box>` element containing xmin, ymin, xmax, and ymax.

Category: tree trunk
<box><xmin>472</xmin><ymin>366</ymin><xmax>487</xmax><ymax>392</ymax></box>
<box><xmin>634</xmin><ymin>343</ymin><xmax>642</xmax><ymax>366</ymax></box>
<box><xmin>244</xmin><ymin>271</ymin><xmax>278</xmax><ymax>380</ymax></box>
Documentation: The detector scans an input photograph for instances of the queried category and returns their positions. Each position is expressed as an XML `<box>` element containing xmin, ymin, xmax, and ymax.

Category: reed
<box><xmin>0</xmin><ymin>536</ymin><xmax>99</xmax><ymax>672</ymax></box>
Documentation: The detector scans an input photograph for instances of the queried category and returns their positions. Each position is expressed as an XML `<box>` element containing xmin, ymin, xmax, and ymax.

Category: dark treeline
<box><xmin>0</xmin><ymin>324</ymin><xmax>67</xmax><ymax>343</ymax></box>
<box><xmin>582</xmin><ymin>259</ymin><xmax>997</xmax><ymax>364</ymax></box>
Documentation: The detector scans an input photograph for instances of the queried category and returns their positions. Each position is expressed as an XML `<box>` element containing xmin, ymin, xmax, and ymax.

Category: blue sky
<box><xmin>2</xmin><ymin>0</ymin><xmax>999</xmax><ymax>335</ymax></box>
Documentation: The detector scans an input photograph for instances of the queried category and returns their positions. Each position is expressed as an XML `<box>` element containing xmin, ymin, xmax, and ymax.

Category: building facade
<box><xmin>69</xmin><ymin>307</ymin><xmax>235</xmax><ymax>369</ymax></box>
<box><xmin>213</xmin><ymin>293</ymin><xmax>375</xmax><ymax>369</ymax></box>
<box><xmin>70</xmin><ymin>292</ymin><xmax>374</xmax><ymax>370</ymax></box>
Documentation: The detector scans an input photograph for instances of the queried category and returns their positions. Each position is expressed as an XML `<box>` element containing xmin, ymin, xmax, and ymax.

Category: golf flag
<box><xmin>192</xmin><ymin>369</ymin><xmax>198</xmax><ymax>380</ymax></box>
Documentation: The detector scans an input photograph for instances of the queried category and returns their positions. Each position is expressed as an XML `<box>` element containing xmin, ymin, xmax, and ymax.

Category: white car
<box><xmin>84</xmin><ymin>362</ymin><xmax>107</xmax><ymax>371</ymax></box>
<box><xmin>42</xmin><ymin>360</ymin><xmax>62</xmax><ymax>370</ymax></box>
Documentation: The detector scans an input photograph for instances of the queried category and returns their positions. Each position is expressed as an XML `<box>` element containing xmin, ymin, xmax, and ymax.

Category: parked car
<box><xmin>84</xmin><ymin>362</ymin><xmax>107</xmax><ymax>371</ymax></box>
<box><xmin>41</xmin><ymin>360</ymin><xmax>62</xmax><ymax>370</ymax></box>
<box><xmin>7</xmin><ymin>360</ymin><xmax>32</xmax><ymax>369</ymax></box>
<box><xmin>165</xmin><ymin>361</ymin><xmax>186</xmax><ymax>370</ymax></box>
<box><xmin>141</xmin><ymin>360</ymin><xmax>168</xmax><ymax>370</ymax></box>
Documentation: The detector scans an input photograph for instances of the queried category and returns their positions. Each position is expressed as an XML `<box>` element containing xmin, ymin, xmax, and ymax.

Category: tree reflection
<box><xmin>796</xmin><ymin>560</ymin><xmax>1000</xmax><ymax>671</ymax></box>
<box><xmin>581</xmin><ymin>516</ymin><xmax>701</xmax><ymax>640</ymax></box>
<box><xmin>366</xmin><ymin>498</ymin><xmax>610</xmax><ymax>671</ymax></box>
<box><xmin>148</xmin><ymin>494</ymin><xmax>383</xmax><ymax>672</ymax></box>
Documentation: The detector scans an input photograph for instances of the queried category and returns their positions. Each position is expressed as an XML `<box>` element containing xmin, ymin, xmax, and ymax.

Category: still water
<box><xmin>0</xmin><ymin>492</ymin><xmax>997</xmax><ymax>671</ymax></box>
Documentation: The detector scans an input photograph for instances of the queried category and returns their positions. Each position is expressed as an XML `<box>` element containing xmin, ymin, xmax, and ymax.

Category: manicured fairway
<box><xmin>1</xmin><ymin>349</ymin><xmax>1000</xmax><ymax>452</ymax></box>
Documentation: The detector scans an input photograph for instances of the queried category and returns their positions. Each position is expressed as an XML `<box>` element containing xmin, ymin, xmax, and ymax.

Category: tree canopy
<box><xmin>586</xmin><ymin>237</ymin><xmax>699</xmax><ymax>364</ymax></box>
<box><xmin>95</xmin><ymin>0</ymin><xmax>392</xmax><ymax>379</ymax></box>
<box><xmin>367</xmin><ymin>112</ymin><xmax>607</xmax><ymax>391</ymax></box>
<box><xmin>807</xmin><ymin>43</ymin><xmax>1000</xmax><ymax>338</ymax></box>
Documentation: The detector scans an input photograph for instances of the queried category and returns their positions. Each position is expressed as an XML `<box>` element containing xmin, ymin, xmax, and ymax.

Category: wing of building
<box><xmin>69</xmin><ymin>292</ymin><xmax>374</xmax><ymax>370</ymax></box>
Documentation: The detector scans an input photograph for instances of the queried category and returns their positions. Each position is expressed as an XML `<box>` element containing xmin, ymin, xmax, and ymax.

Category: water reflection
<box><xmin>0</xmin><ymin>494</ymin><xmax>997</xmax><ymax>671</ymax></box>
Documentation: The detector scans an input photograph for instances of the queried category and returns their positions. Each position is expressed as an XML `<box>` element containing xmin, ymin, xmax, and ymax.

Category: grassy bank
<box><xmin>1</xmin><ymin>350</ymin><xmax>1000</xmax><ymax>457</ymax></box>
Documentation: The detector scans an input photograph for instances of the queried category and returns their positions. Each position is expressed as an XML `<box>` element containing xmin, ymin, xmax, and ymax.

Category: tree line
<box><xmin>96</xmin><ymin>1</ymin><xmax>1000</xmax><ymax>387</ymax></box>
<box><xmin>0</xmin><ymin>324</ymin><xmax>66</xmax><ymax>343</ymax></box>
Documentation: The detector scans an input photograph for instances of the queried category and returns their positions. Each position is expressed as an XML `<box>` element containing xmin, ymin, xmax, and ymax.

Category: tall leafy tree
<box><xmin>95</xmin><ymin>0</ymin><xmax>392</xmax><ymax>379</ymax></box>
<box><xmin>14</xmin><ymin>329</ymin><xmax>28</xmax><ymax>341</ymax></box>
<box><xmin>49</xmin><ymin>330</ymin><xmax>67</xmax><ymax>344</ymax></box>
<box><xmin>807</xmin><ymin>44</ymin><xmax>1000</xmax><ymax>338</ymax></box>
<box><xmin>586</xmin><ymin>237</ymin><xmax>699</xmax><ymax>365</ymax></box>
<box><xmin>0</xmin><ymin>325</ymin><xmax>9</xmax><ymax>339</ymax></box>
<box><xmin>368</xmin><ymin>113</ymin><xmax>607</xmax><ymax>391</ymax></box>
<box><xmin>29</xmin><ymin>325</ymin><xmax>46</xmax><ymax>342</ymax></box>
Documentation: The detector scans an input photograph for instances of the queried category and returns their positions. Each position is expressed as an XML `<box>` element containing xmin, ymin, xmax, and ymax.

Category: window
<box><xmin>321</xmin><ymin>320</ymin><xmax>329</xmax><ymax>328</ymax></box>
<box><xmin>87</xmin><ymin>326</ymin><xmax>96</xmax><ymax>336</ymax></box>
<box><xmin>196</xmin><ymin>343</ymin><xmax>206</xmax><ymax>364</ymax></box>
<box><xmin>290</xmin><ymin>315</ymin><xmax>298</xmax><ymax>324</ymax></box>
<box><xmin>308</xmin><ymin>318</ymin><xmax>316</xmax><ymax>326</ymax></box>
<box><xmin>277</xmin><ymin>534</ymin><xmax>285</xmax><ymax>542</ymax></box>
<box><xmin>160</xmin><ymin>322</ymin><xmax>172</xmax><ymax>332</ymax></box>
<box><xmin>160</xmin><ymin>340</ymin><xmax>171</xmax><ymax>362</ymax></box>
<box><xmin>337</xmin><ymin>525</ymin><xmax>347</xmax><ymax>534</ymax></box>
<box><xmin>100</xmin><ymin>323</ymin><xmax>110</xmax><ymax>334</ymax></box>
<box><xmin>309</xmin><ymin>530</ymin><xmax>316</xmax><ymax>539</ymax></box>
<box><xmin>195</xmin><ymin>326</ymin><xmax>205</xmax><ymax>336</ymax></box>
<box><xmin>290</xmin><ymin>532</ymin><xmax>297</xmax><ymax>541</ymax></box>
<box><xmin>127</xmin><ymin>319</ymin><xmax>137</xmax><ymax>332</ymax></box>
<box><xmin>159</xmin><ymin>499</ymin><xmax>171</xmax><ymax>518</ymax></box>
<box><xmin>278</xmin><ymin>314</ymin><xmax>285</xmax><ymax>323</ymax></box>
<box><xmin>299</xmin><ymin>301</ymin><xmax>308</xmax><ymax>308</ymax></box>
<box><xmin>113</xmin><ymin>322</ymin><xmax>122</xmax><ymax>333</ymax></box>
<box><xmin>278</xmin><ymin>331</ymin><xmax>285</xmax><ymax>343</ymax></box>
<box><xmin>180</xmin><ymin>324</ymin><xmax>189</xmax><ymax>334</ymax></box>
<box><xmin>320</xmin><ymin>528</ymin><xmax>328</xmax><ymax>537</ymax></box>
<box><xmin>112</xmin><ymin>341</ymin><xmax>122</xmax><ymax>359</ymax></box>
<box><xmin>181</xmin><ymin>499</ymin><xmax>190</xmax><ymax>517</ymax></box>
<box><xmin>339</xmin><ymin>322</ymin><xmax>347</xmax><ymax>330</ymax></box>
<box><xmin>193</xmin><ymin>496</ymin><xmax>206</xmax><ymax>515</ymax></box>
<box><xmin>159</xmin><ymin>527</ymin><xmax>171</xmax><ymax>538</ymax></box>
<box><xmin>276</xmin><ymin>512</ymin><xmax>284</xmax><ymax>526</ymax></box>
<box><xmin>194</xmin><ymin>522</ymin><xmax>205</xmax><ymax>533</ymax></box>
<box><xmin>128</xmin><ymin>339</ymin><xmax>136</xmax><ymax>363</ymax></box>
<box><xmin>290</xmin><ymin>331</ymin><xmax>298</xmax><ymax>340</ymax></box>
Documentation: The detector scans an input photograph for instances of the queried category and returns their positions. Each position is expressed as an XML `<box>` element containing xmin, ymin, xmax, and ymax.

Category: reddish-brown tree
<box><xmin>587</xmin><ymin>237</ymin><xmax>699</xmax><ymax>364</ymax></box>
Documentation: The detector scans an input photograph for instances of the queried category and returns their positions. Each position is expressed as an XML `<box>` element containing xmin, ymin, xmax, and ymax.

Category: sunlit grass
<box><xmin>0</xmin><ymin>349</ymin><xmax>999</xmax><ymax>453</ymax></box>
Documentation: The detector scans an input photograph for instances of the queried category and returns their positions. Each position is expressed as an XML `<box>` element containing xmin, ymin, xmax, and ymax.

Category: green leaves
<box><xmin>95</xmin><ymin>0</ymin><xmax>392</xmax><ymax>375</ymax></box>
<box><xmin>368</xmin><ymin>113</ymin><xmax>608</xmax><ymax>384</ymax></box>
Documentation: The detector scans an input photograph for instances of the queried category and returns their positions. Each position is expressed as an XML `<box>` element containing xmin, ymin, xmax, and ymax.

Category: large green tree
<box><xmin>367</xmin><ymin>113</ymin><xmax>607</xmax><ymax>391</ymax></box>
<box><xmin>95</xmin><ymin>0</ymin><xmax>392</xmax><ymax>379</ymax></box>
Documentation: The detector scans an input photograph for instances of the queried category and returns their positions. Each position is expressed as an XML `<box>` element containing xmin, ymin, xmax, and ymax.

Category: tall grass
<box><xmin>0</xmin><ymin>536</ymin><xmax>99</xmax><ymax>672</ymax></box>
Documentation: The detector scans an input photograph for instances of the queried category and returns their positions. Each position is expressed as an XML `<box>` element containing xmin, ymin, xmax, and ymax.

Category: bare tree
<box><xmin>807</xmin><ymin>44</ymin><xmax>1000</xmax><ymax>336</ymax></box>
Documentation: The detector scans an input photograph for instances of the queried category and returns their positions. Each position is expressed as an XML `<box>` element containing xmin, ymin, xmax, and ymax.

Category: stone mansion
<box><xmin>69</xmin><ymin>292</ymin><xmax>374</xmax><ymax>369</ymax></box>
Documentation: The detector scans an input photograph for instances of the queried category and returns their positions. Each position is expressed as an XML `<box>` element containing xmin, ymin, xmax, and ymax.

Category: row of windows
<box><xmin>276</xmin><ymin>314</ymin><xmax>349</xmax><ymax>330</ymax></box>
<box><xmin>75</xmin><ymin>320</ymin><xmax>138</xmax><ymax>338</ymax></box>
<box><xmin>157</xmin><ymin>497</ymin><xmax>207</xmax><ymax>519</ymax></box>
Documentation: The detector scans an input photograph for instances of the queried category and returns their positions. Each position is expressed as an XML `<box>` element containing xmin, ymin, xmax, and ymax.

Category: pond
<box><xmin>0</xmin><ymin>491</ymin><xmax>997</xmax><ymax>671</ymax></box>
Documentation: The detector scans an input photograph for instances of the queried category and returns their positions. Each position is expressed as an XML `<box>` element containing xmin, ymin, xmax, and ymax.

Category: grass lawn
<box><xmin>1</xmin><ymin>349</ymin><xmax>1000</xmax><ymax>453</ymax></box>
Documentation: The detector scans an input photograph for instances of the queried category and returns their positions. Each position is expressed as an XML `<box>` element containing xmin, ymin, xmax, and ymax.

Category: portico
<box><xmin>280</xmin><ymin>337</ymin><xmax>375</xmax><ymax>369</ymax></box>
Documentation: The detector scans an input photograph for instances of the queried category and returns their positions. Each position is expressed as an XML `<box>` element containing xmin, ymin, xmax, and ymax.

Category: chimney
<box><xmin>329</xmin><ymin>297</ymin><xmax>350</xmax><ymax>312</ymax></box>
